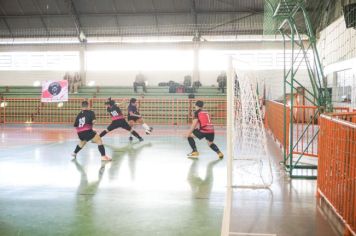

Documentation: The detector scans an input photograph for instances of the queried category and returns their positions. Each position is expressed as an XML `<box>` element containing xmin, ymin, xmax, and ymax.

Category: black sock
<box><xmin>209</xmin><ymin>143</ymin><xmax>220</xmax><ymax>153</ymax></box>
<box><xmin>188</xmin><ymin>137</ymin><xmax>197</xmax><ymax>152</ymax></box>
<box><xmin>74</xmin><ymin>145</ymin><xmax>82</xmax><ymax>154</ymax></box>
<box><xmin>131</xmin><ymin>130</ymin><xmax>142</xmax><ymax>139</ymax></box>
<box><xmin>98</xmin><ymin>145</ymin><xmax>105</xmax><ymax>156</ymax></box>
<box><xmin>99</xmin><ymin>130</ymin><xmax>107</xmax><ymax>137</ymax></box>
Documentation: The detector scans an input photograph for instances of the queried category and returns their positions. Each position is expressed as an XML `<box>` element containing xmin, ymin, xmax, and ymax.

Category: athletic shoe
<box><xmin>138</xmin><ymin>137</ymin><xmax>144</xmax><ymax>142</ymax></box>
<box><xmin>187</xmin><ymin>151</ymin><xmax>199</xmax><ymax>158</ymax></box>
<box><xmin>71</xmin><ymin>153</ymin><xmax>77</xmax><ymax>159</ymax></box>
<box><xmin>129</xmin><ymin>136</ymin><xmax>133</xmax><ymax>142</ymax></box>
<box><xmin>218</xmin><ymin>152</ymin><xmax>224</xmax><ymax>159</ymax></box>
<box><xmin>101</xmin><ymin>156</ymin><xmax>112</xmax><ymax>161</ymax></box>
<box><xmin>145</xmin><ymin>127</ymin><xmax>153</xmax><ymax>135</ymax></box>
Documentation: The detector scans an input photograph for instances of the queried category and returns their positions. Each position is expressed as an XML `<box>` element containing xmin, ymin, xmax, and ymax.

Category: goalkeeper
<box><xmin>186</xmin><ymin>100</ymin><xmax>223</xmax><ymax>159</ymax></box>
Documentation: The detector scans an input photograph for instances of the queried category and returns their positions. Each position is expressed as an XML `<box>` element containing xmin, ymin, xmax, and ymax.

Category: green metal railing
<box><xmin>266</xmin><ymin>0</ymin><xmax>332</xmax><ymax>178</ymax></box>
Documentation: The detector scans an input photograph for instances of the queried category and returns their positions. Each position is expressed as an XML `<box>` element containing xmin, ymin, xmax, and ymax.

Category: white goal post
<box><xmin>221</xmin><ymin>56</ymin><xmax>273</xmax><ymax>236</ymax></box>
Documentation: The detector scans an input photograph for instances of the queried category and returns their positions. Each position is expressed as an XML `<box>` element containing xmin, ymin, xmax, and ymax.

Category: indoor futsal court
<box><xmin>0</xmin><ymin>1</ymin><xmax>355</xmax><ymax>236</ymax></box>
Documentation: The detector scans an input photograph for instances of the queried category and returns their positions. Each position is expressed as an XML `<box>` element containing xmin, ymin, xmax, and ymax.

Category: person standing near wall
<box><xmin>73</xmin><ymin>72</ymin><xmax>81</xmax><ymax>94</ymax></box>
<box><xmin>134</xmin><ymin>72</ymin><xmax>147</xmax><ymax>93</ymax></box>
<box><xmin>63</xmin><ymin>72</ymin><xmax>70</xmax><ymax>82</ymax></box>
<box><xmin>68</xmin><ymin>74</ymin><xmax>74</xmax><ymax>93</ymax></box>
<box><xmin>217</xmin><ymin>71</ymin><xmax>227</xmax><ymax>93</ymax></box>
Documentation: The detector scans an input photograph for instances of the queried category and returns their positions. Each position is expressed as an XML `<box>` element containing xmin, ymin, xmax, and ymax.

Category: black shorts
<box><xmin>78</xmin><ymin>130</ymin><xmax>97</xmax><ymax>142</ymax></box>
<box><xmin>128</xmin><ymin>116</ymin><xmax>141</xmax><ymax>122</ymax></box>
<box><xmin>192</xmin><ymin>129</ymin><xmax>215</xmax><ymax>142</ymax></box>
<box><xmin>107</xmin><ymin>119</ymin><xmax>131</xmax><ymax>132</ymax></box>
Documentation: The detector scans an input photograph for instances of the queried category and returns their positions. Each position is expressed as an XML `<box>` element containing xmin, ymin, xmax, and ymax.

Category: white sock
<box><xmin>142</xmin><ymin>123</ymin><xmax>150</xmax><ymax>130</ymax></box>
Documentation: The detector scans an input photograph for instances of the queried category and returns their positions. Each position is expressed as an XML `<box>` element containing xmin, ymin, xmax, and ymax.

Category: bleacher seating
<box><xmin>0</xmin><ymin>85</ymin><xmax>226</xmax><ymax>124</ymax></box>
<box><xmin>0</xmin><ymin>86</ymin><xmax>226</xmax><ymax>98</ymax></box>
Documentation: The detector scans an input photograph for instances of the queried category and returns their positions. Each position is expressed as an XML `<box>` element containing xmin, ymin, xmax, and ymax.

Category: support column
<box><xmin>79</xmin><ymin>45</ymin><xmax>86</xmax><ymax>85</ymax></box>
<box><xmin>331</xmin><ymin>72</ymin><xmax>338</xmax><ymax>104</ymax></box>
<box><xmin>193</xmin><ymin>41</ymin><xmax>200</xmax><ymax>82</ymax></box>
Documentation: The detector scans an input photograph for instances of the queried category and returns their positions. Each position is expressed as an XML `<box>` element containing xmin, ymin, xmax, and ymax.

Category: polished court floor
<box><xmin>0</xmin><ymin>125</ymin><xmax>340</xmax><ymax>236</ymax></box>
<box><xmin>0</xmin><ymin>125</ymin><xmax>226</xmax><ymax>236</ymax></box>
<box><xmin>228</xmin><ymin>136</ymin><xmax>340</xmax><ymax>236</ymax></box>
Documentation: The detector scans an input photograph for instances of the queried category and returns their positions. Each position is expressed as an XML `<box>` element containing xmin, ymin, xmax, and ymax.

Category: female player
<box><xmin>72</xmin><ymin>101</ymin><xmax>111</xmax><ymax>161</ymax></box>
<box><xmin>186</xmin><ymin>100</ymin><xmax>224</xmax><ymax>159</ymax></box>
<box><xmin>127</xmin><ymin>98</ymin><xmax>153</xmax><ymax>141</ymax></box>
<box><xmin>99</xmin><ymin>97</ymin><xmax>143</xmax><ymax>142</ymax></box>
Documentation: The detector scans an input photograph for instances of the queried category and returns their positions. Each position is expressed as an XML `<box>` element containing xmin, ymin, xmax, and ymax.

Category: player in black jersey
<box><xmin>127</xmin><ymin>98</ymin><xmax>153</xmax><ymax>141</ymax></box>
<box><xmin>99</xmin><ymin>98</ymin><xmax>143</xmax><ymax>142</ymax></box>
<box><xmin>72</xmin><ymin>101</ymin><xmax>112</xmax><ymax>161</ymax></box>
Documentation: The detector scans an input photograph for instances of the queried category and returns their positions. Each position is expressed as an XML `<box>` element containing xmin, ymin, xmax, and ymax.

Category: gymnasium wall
<box><xmin>0</xmin><ymin>70</ymin><xmax>222</xmax><ymax>87</ymax></box>
<box><xmin>256</xmin><ymin>70</ymin><xmax>311</xmax><ymax>100</ymax></box>
<box><xmin>0</xmin><ymin>40</ymin><xmax>312</xmax><ymax>100</ymax></box>
<box><xmin>0</xmin><ymin>69</ymin><xmax>311</xmax><ymax>101</ymax></box>
<box><xmin>0</xmin><ymin>71</ymin><xmax>64</xmax><ymax>86</ymax></box>
<box><xmin>317</xmin><ymin>16</ymin><xmax>356</xmax><ymax>108</ymax></box>
<box><xmin>318</xmin><ymin>16</ymin><xmax>356</xmax><ymax>67</ymax></box>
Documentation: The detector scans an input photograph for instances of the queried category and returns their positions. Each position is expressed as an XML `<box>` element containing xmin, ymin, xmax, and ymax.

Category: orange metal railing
<box><xmin>0</xmin><ymin>98</ymin><xmax>226</xmax><ymax>126</ymax></box>
<box><xmin>318</xmin><ymin>113</ymin><xmax>356</xmax><ymax>236</ymax></box>
<box><xmin>266</xmin><ymin>101</ymin><xmax>356</xmax><ymax>233</ymax></box>
<box><xmin>330</xmin><ymin>112</ymin><xmax>356</xmax><ymax>124</ymax></box>
<box><xmin>265</xmin><ymin>100</ymin><xmax>289</xmax><ymax>149</ymax></box>
<box><xmin>291</xmin><ymin>105</ymin><xmax>319</xmax><ymax>157</ymax></box>
<box><xmin>265</xmin><ymin>100</ymin><xmax>351</xmax><ymax>158</ymax></box>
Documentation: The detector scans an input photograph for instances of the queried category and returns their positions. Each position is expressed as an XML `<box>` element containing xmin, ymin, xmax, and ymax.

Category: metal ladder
<box><xmin>268</xmin><ymin>0</ymin><xmax>332</xmax><ymax>178</ymax></box>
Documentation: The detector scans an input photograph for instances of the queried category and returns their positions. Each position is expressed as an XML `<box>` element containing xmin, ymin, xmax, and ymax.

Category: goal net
<box><xmin>227</xmin><ymin>57</ymin><xmax>273</xmax><ymax>188</ymax></box>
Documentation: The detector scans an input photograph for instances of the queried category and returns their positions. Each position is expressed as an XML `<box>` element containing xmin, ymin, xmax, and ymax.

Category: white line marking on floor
<box><xmin>230</xmin><ymin>232</ymin><xmax>277</xmax><ymax>236</ymax></box>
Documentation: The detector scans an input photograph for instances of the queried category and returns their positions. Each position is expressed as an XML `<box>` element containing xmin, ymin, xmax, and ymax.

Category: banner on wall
<box><xmin>41</xmin><ymin>80</ymin><xmax>68</xmax><ymax>103</ymax></box>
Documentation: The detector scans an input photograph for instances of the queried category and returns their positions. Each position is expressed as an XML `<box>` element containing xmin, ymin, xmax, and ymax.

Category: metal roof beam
<box><xmin>0</xmin><ymin>18</ymin><xmax>14</xmax><ymax>38</ymax></box>
<box><xmin>0</xmin><ymin>10</ymin><xmax>264</xmax><ymax>18</ymax></box>
<box><xmin>190</xmin><ymin>0</ymin><xmax>199</xmax><ymax>37</ymax></box>
<box><xmin>32</xmin><ymin>0</ymin><xmax>50</xmax><ymax>37</ymax></box>
<box><xmin>131</xmin><ymin>1</ymin><xmax>137</xmax><ymax>13</ymax></box>
<box><xmin>52</xmin><ymin>0</ymin><xmax>62</xmax><ymax>14</ymax></box>
<box><xmin>0</xmin><ymin>3</ymin><xmax>14</xmax><ymax>38</ymax></box>
<box><xmin>81</xmin><ymin>29</ymin><xmax>263</xmax><ymax>37</ymax></box>
<box><xmin>151</xmin><ymin>0</ymin><xmax>159</xmax><ymax>33</ymax></box>
<box><xmin>15</xmin><ymin>0</ymin><xmax>25</xmax><ymax>15</ymax></box>
<box><xmin>65</xmin><ymin>0</ymin><xmax>85</xmax><ymax>42</ymax></box>
<box><xmin>110</xmin><ymin>0</ymin><xmax>120</xmax><ymax>29</ymax></box>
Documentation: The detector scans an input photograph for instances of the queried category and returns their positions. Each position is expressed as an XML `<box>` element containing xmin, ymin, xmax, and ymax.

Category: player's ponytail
<box><xmin>105</xmin><ymin>97</ymin><xmax>116</xmax><ymax>106</ymax></box>
<box><xmin>130</xmin><ymin>98</ymin><xmax>137</xmax><ymax>104</ymax></box>
<box><xmin>195</xmin><ymin>100</ymin><xmax>204</xmax><ymax>108</ymax></box>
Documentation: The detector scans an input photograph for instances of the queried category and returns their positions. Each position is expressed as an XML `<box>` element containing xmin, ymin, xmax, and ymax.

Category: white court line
<box><xmin>230</xmin><ymin>232</ymin><xmax>277</xmax><ymax>236</ymax></box>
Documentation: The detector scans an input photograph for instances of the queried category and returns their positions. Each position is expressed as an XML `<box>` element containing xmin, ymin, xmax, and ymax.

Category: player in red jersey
<box><xmin>72</xmin><ymin>101</ymin><xmax>111</xmax><ymax>161</ymax></box>
<box><xmin>99</xmin><ymin>98</ymin><xmax>143</xmax><ymax>142</ymax></box>
<box><xmin>186</xmin><ymin>100</ymin><xmax>224</xmax><ymax>159</ymax></box>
